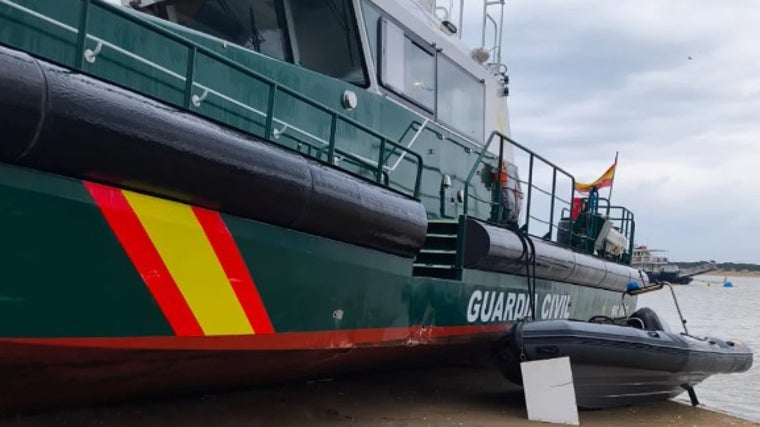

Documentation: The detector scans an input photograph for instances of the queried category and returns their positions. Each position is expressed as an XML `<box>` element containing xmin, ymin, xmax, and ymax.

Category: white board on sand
<box><xmin>520</xmin><ymin>357</ymin><xmax>579</xmax><ymax>426</ymax></box>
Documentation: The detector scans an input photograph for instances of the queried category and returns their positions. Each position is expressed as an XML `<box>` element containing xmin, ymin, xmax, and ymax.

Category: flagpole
<box><xmin>607</xmin><ymin>152</ymin><xmax>619</xmax><ymax>203</ymax></box>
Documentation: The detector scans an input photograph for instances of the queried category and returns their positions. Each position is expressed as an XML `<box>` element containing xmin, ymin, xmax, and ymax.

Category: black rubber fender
<box><xmin>0</xmin><ymin>46</ymin><xmax>427</xmax><ymax>258</ymax></box>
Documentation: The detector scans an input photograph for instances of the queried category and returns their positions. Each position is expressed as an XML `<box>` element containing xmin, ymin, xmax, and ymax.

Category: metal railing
<box><xmin>460</xmin><ymin>131</ymin><xmax>638</xmax><ymax>266</ymax></box>
<box><xmin>556</xmin><ymin>196</ymin><xmax>636</xmax><ymax>263</ymax></box>
<box><xmin>463</xmin><ymin>131</ymin><xmax>576</xmax><ymax>239</ymax></box>
<box><xmin>604</xmin><ymin>204</ymin><xmax>636</xmax><ymax>262</ymax></box>
<box><xmin>464</xmin><ymin>131</ymin><xmax>636</xmax><ymax>268</ymax></box>
<box><xmin>1</xmin><ymin>0</ymin><xmax>423</xmax><ymax>198</ymax></box>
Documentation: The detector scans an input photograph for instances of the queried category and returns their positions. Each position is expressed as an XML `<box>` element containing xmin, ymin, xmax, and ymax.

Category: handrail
<box><xmin>463</xmin><ymin>131</ymin><xmax>576</xmax><ymax>233</ymax></box>
<box><xmin>287</xmin><ymin>132</ymin><xmax>391</xmax><ymax>185</ymax></box>
<box><xmin>1</xmin><ymin>0</ymin><xmax>423</xmax><ymax>198</ymax></box>
<box><xmin>461</xmin><ymin>131</ymin><xmax>637</xmax><ymax>266</ymax></box>
<box><xmin>566</xmin><ymin>203</ymin><xmax>636</xmax><ymax>263</ymax></box>
<box><xmin>1</xmin><ymin>0</ymin><xmax>337</xmax><ymax>152</ymax></box>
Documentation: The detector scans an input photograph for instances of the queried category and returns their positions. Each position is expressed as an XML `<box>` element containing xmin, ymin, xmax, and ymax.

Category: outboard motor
<box><xmin>594</xmin><ymin>219</ymin><xmax>629</xmax><ymax>259</ymax></box>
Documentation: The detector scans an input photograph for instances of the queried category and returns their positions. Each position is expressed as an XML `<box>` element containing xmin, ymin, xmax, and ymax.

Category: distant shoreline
<box><xmin>697</xmin><ymin>270</ymin><xmax>760</xmax><ymax>278</ymax></box>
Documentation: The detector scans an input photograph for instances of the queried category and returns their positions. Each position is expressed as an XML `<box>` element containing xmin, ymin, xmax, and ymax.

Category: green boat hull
<box><xmin>0</xmin><ymin>160</ymin><xmax>633</xmax><ymax>413</ymax></box>
<box><xmin>0</xmin><ymin>0</ymin><xmax>639</xmax><ymax>414</ymax></box>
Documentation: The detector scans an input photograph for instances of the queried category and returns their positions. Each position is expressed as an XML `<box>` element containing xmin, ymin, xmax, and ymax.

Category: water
<box><xmin>636</xmin><ymin>274</ymin><xmax>760</xmax><ymax>422</ymax></box>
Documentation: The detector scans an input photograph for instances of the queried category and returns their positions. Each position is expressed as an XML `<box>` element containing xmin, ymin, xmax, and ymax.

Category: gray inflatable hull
<box><xmin>464</xmin><ymin>218</ymin><xmax>643</xmax><ymax>291</ymax></box>
<box><xmin>495</xmin><ymin>319</ymin><xmax>753</xmax><ymax>409</ymax></box>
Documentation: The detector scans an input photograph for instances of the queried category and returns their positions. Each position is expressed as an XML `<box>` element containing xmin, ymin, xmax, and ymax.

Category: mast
<box><xmin>607</xmin><ymin>151</ymin><xmax>619</xmax><ymax>202</ymax></box>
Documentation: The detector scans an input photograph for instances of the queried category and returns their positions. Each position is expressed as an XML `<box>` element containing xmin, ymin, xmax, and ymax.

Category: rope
<box><xmin>506</xmin><ymin>223</ymin><xmax>537</xmax><ymax>322</ymax></box>
<box><xmin>524</xmin><ymin>231</ymin><xmax>537</xmax><ymax>321</ymax></box>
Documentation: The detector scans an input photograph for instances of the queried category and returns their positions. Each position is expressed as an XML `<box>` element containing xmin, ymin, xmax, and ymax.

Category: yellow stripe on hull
<box><xmin>123</xmin><ymin>191</ymin><xmax>254</xmax><ymax>336</ymax></box>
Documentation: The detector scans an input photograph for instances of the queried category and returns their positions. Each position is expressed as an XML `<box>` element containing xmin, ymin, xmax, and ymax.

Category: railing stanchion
<box><xmin>327</xmin><ymin>114</ymin><xmax>338</xmax><ymax>164</ymax></box>
<box><xmin>495</xmin><ymin>134</ymin><xmax>505</xmax><ymax>222</ymax></box>
<box><xmin>413</xmin><ymin>153</ymin><xmax>422</xmax><ymax>198</ymax></box>
<box><xmin>524</xmin><ymin>154</ymin><xmax>534</xmax><ymax>233</ymax></box>
<box><xmin>377</xmin><ymin>138</ymin><xmax>387</xmax><ymax>183</ymax></box>
<box><xmin>183</xmin><ymin>46</ymin><xmax>197</xmax><ymax>108</ymax></box>
<box><xmin>74</xmin><ymin>0</ymin><xmax>91</xmax><ymax>70</ymax></box>
<box><xmin>629</xmin><ymin>220</ymin><xmax>635</xmax><ymax>259</ymax></box>
<box><xmin>549</xmin><ymin>168</ymin><xmax>557</xmax><ymax>239</ymax></box>
<box><xmin>264</xmin><ymin>84</ymin><xmax>278</xmax><ymax>138</ymax></box>
<box><xmin>568</xmin><ymin>177</ymin><xmax>575</xmax><ymax>245</ymax></box>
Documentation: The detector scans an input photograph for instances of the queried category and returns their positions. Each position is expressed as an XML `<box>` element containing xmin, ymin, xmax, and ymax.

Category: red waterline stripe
<box><xmin>5</xmin><ymin>324</ymin><xmax>510</xmax><ymax>351</ymax></box>
<box><xmin>84</xmin><ymin>182</ymin><xmax>203</xmax><ymax>337</ymax></box>
<box><xmin>192</xmin><ymin>207</ymin><xmax>275</xmax><ymax>334</ymax></box>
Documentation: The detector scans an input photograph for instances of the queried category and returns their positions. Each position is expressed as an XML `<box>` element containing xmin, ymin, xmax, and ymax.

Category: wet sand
<box><xmin>1</xmin><ymin>364</ymin><xmax>755</xmax><ymax>427</ymax></box>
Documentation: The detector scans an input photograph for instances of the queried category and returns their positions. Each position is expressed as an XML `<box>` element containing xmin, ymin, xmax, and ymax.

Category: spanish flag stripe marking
<box><xmin>575</xmin><ymin>162</ymin><xmax>617</xmax><ymax>192</ymax></box>
<box><xmin>192</xmin><ymin>207</ymin><xmax>275</xmax><ymax>334</ymax></box>
<box><xmin>84</xmin><ymin>182</ymin><xmax>203</xmax><ymax>337</ymax></box>
<box><xmin>122</xmin><ymin>191</ymin><xmax>254</xmax><ymax>336</ymax></box>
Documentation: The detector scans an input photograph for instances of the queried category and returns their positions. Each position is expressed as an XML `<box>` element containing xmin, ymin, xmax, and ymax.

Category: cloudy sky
<box><xmin>461</xmin><ymin>1</ymin><xmax>760</xmax><ymax>263</ymax></box>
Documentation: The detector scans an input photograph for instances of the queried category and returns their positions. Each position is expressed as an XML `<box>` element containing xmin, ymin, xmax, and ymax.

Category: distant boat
<box><xmin>631</xmin><ymin>245</ymin><xmax>715</xmax><ymax>284</ymax></box>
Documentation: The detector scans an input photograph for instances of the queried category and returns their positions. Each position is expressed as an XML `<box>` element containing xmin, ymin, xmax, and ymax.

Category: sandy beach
<box><xmin>2</xmin><ymin>363</ymin><xmax>755</xmax><ymax>427</ymax></box>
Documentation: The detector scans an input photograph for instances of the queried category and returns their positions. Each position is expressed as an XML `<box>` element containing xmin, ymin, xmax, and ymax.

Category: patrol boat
<box><xmin>631</xmin><ymin>246</ymin><xmax>716</xmax><ymax>284</ymax></box>
<box><xmin>0</xmin><ymin>0</ymin><xmax>641</xmax><ymax>413</ymax></box>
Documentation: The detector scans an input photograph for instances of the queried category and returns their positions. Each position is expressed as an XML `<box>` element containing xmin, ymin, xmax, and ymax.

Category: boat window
<box><xmin>165</xmin><ymin>0</ymin><xmax>291</xmax><ymax>61</ymax></box>
<box><xmin>437</xmin><ymin>55</ymin><xmax>484</xmax><ymax>141</ymax></box>
<box><xmin>135</xmin><ymin>0</ymin><xmax>368</xmax><ymax>86</ymax></box>
<box><xmin>287</xmin><ymin>0</ymin><xmax>367</xmax><ymax>86</ymax></box>
<box><xmin>379</xmin><ymin>18</ymin><xmax>435</xmax><ymax>111</ymax></box>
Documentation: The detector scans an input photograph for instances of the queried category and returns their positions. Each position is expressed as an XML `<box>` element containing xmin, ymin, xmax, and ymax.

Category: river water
<box><xmin>636</xmin><ymin>274</ymin><xmax>760</xmax><ymax>423</ymax></box>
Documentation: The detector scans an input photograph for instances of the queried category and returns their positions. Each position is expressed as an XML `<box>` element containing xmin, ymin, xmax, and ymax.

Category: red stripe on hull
<box><xmin>192</xmin><ymin>207</ymin><xmax>274</xmax><ymax>334</ymax></box>
<box><xmin>84</xmin><ymin>182</ymin><xmax>203</xmax><ymax>336</ymax></box>
<box><xmin>5</xmin><ymin>324</ymin><xmax>508</xmax><ymax>350</ymax></box>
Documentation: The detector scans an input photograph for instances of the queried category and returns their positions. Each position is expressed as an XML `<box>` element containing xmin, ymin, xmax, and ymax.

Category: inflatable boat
<box><xmin>494</xmin><ymin>283</ymin><xmax>754</xmax><ymax>409</ymax></box>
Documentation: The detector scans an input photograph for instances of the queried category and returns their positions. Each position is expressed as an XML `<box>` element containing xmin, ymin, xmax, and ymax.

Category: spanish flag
<box><xmin>574</xmin><ymin>154</ymin><xmax>617</xmax><ymax>193</ymax></box>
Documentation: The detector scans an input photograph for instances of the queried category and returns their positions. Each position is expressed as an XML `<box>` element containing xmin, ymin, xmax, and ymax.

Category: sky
<box><xmin>458</xmin><ymin>1</ymin><xmax>760</xmax><ymax>263</ymax></box>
